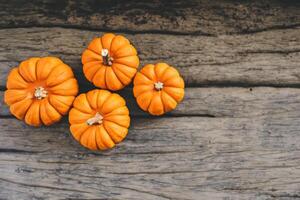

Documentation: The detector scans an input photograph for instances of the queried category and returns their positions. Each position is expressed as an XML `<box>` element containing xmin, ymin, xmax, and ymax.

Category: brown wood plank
<box><xmin>1</xmin><ymin>0</ymin><xmax>300</xmax><ymax>35</ymax></box>
<box><xmin>2</xmin><ymin>87</ymin><xmax>300</xmax><ymax>118</ymax></box>
<box><xmin>0</xmin><ymin>116</ymin><xmax>299</xmax><ymax>199</ymax></box>
<box><xmin>0</xmin><ymin>27</ymin><xmax>300</xmax><ymax>87</ymax></box>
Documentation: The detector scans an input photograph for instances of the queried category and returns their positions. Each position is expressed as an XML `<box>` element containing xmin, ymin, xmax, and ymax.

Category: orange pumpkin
<box><xmin>4</xmin><ymin>57</ymin><xmax>78</xmax><ymax>126</ymax></box>
<box><xmin>133</xmin><ymin>63</ymin><xmax>184</xmax><ymax>116</ymax></box>
<box><xmin>81</xmin><ymin>33</ymin><xmax>139</xmax><ymax>91</ymax></box>
<box><xmin>69</xmin><ymin>89</ymin><xmax>130</xmax><ymax>150</ymax></box>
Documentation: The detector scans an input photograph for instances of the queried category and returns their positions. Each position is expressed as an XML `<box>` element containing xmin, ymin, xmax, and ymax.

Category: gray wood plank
<box><xmin>0</xmin><ymin>116</ymin><xmax>299</xmax><ymax>199</ymax></box>
<box><xmin>0</xmin><ymin>27</ymin><xmax>300</xmax><ymax>87</ymax></box>
<box><xmin>1</xmin><ymin>87</ymin><xmax>300</xmax><ymax>118</ymax></box>
<box><xmin>1</xmin><ymin>0</ymin><xmax>300</xmax><ymax>35</ymax></box>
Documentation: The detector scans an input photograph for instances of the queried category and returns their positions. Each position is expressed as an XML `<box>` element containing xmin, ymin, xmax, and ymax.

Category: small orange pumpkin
<box><xmin>69</xmin><ymin>89</ymin><xmax>130</xmax><ymax>150</ymax></box>
<box><xmin>81</xmin><ymin>33</ymin><xmax>139</xmax><ymax>91</ymax></box>
<box><xmin>133</xmin><ymin>63</ymin><xmax>185</xmax><ymax>116</ymax></box>
<box><xmin>4</xmin><ymin>57</ymin><xmax>78</xmax><ymax>126</ymax></box>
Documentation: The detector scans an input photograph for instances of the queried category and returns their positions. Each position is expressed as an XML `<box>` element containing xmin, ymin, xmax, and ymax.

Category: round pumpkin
<box><xmin>4</xmin><ymin>57</ymin><xmax>78</xmax><ymax>126</ymax></box>
<box><xmin>133</xmin><ymin>63</ymin><xmax>185</xmax><ymax>116</ymax></box>
<box><xmin>81</xmin><ymin>33</ymin><xmax>139</xmax><ymax>91</ymax></box>
<box><xmin>69</xmin><ymin>89</ymin><xmax>130</xmax><ymax>150</ymax></box>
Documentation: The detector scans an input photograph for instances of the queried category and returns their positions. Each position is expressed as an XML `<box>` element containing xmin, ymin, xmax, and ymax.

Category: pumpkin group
<box><xmin>69</xmin><ymin>89</ymin><xmax>130</xmax><ymax>150</ymax></box>
<box><xmin>133</xmin><ymin>63</ymin><xmax>184</xmax><ymax>116</ymax></box>
<box><xmin>82</xmin><ymin>33</ymin><xmax>139</xmax><ymax>91</ymax></box>
<box><xmin>4</xmin><ymin>57</ymin><xmax>78</xmax><ymax>126</ymax></box>
<box><xmin>4</xmin><ymin>33</ymin><xmax>185</xmax><ymax>151</ymax></box>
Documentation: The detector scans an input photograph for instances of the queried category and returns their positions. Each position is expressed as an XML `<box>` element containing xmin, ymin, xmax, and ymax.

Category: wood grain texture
<box><xmin>1</xmin><ymin>1</ymin><xmax>300</xmax><ymax>199</ymax></box>
<box><xmin>1</xmin><ymin>27</ymin><xmax>300</xmax><ymax>87</ymax></box>
<box><xmin>1</xmin><ymin>0</ymin><xmax>300</xmax><ymax>35</ymax></box>
<box><xmin>2</xmin><ymin>87</ymin><xmax>300</xmax><ymax>118</ymax></box>
<box><xmin>0</xmin><ymin>116</ymin><xmax>299</xmax><ymax>199</ymax></box>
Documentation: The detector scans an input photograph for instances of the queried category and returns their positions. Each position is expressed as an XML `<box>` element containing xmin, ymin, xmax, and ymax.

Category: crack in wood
<box><xmin>0</xmin><ymin>148</ymin><xmax>44</xmax><ymax>154</ymax></box>
<box><xmin>0</xmin><ymin>177</ymin><xmax>90</xmax><ymax>194</ymax></box>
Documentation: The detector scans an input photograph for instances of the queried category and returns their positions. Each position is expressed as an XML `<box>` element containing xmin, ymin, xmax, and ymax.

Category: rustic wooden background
<box><xmin>1</xmin><ymin>0</ymin><xmax>300</xmax><ymax>199</ymax></box>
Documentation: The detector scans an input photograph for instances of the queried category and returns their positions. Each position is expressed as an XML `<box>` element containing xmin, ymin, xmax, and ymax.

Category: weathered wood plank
<box><xmin>1</xmin><ymin>0</ymin><xmax>300</xmax><ymax>35</ymax></box>
<box><xmin>0</xmin><ymin>27</ymin><xmax>300</xmax><ymax>87</ymax></box>
<box><xmin>0</xmin><ymin>117</ymin><xmax>299</xmax><ymax>199</ymax></box>
<box><xmin>1</xmin><ymin>1</ymin><xmax>299</xmax><ymax>199</ymax></box>
<box><xmin>2</xmin><ymin>87</ymin><xmax>300</xmax><ymax>118</ymax></box>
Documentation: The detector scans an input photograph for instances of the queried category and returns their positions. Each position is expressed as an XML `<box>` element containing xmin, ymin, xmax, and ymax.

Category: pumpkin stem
<box><xmin>154</xmin><ymin>82</ymin><xmax>164</xmax><ymax>91</ymax></box>
<box><xmin>86</xmin><ymin>112</ymin><xmax>103</xmax><ymax>125</ymax></box>
<box><xmin>34</xmin><ymin>86</ymin><xmax>48</xmax><ymax>100</ymax></box>
<box><xmin>101</xmin><ymin>49</ymin><xmax>113</xmax><ymax>66</ymax></box>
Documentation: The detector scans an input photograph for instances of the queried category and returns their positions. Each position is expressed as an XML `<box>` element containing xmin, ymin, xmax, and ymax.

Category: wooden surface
<box><xmin>1</xmin><ymin>27</ymin><xmax>300</xmax><ymax>87</ymax></box>
<box><xmin>1</xmin><ymin>1</ymin><xmax>300</xmax><ymax>199</ymax></box>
